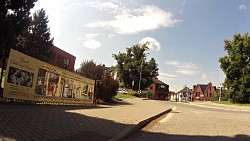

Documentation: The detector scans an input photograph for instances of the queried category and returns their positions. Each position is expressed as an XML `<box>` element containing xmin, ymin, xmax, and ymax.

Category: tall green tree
<box><xmin>219</xmin><ymin>33</ymin><xmax>250</xmax><ymax>103</ymax></box>
<box><xmin>16</xmin><ymin>8</ymin><xmax>54</xmax><ymax>62</ymax></box>
<box><xmin>0</xmin><ymin>0</ymin><xmax>37</xmax><ymax>58</ymax></box>
<box><xmin>0</xmin><ymin>0</ymin><xmax>37</xmax><ymax>92</ymax></box>
<box><xmin>113</xmin><ymin>44</ymin><xmax>159</xmax><ymax>91</ymax></box>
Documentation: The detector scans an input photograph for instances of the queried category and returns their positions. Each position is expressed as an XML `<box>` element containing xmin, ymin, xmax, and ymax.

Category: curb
<box><xmin>107</xmin><ymin>108</ymin><xmax>172</xmax><ymax>141</ymax></box>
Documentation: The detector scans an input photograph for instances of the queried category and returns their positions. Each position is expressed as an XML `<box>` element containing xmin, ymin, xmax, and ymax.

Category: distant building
<box><xmin>178</xmin><ymin>86</ymin><xmax>192</xmax><ymax>101</ymax></box>
<box><xmin>192</xmin><ymin>82</ymin><xmax>216</xmax><ymax>101</ymax></box>
<box><xmin>49</xmin><ymin>45</ymin><xmax>76</xmax><ymax>72</ymax></box>
<box><xmin>147</xmin><ymin>78</ymin><xmax>169</xmax><ymax>100</ymax></box>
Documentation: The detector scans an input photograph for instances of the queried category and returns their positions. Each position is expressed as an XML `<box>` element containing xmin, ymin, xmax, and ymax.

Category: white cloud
<box><xmin>82</xmin><ymin>34</ymin><xmax>102</xmax><ymax>49</ymax></box>
<box><xmin>165</xmin><ymin>60</ymin><xmax>200</xmax><ymax>75</ymax></box>
<box><xmin>85</xmin><ymin>1</ymin><xmax>121</xmax><ymax>14</ymax></box>
<box><xmin>158</xmin><ymin>76</ymin><xmax>176</xmax><ymax>81</ymax></box>
<box><xmin>165</xmin><ymin>60</ymin><xmax>180</xmax><ymax>66</ymax></box>
<box><xmin>84</xmin><ymin>39</ymin><xmax>102</xmax><ymax>49</ymax></box>
<box><xmin>139</xmin><ymin>37</ymin><xmax>161</xmax><ymax>51</ymax></box>
<box><xmin>201</xmin><ymin>73</ymin><xmax>207</xmax><ymax>81</ymax></box>
<box><xmin>85</xmin><ymin>2</ymin><xmax>181</xmax><ymax>34</ymax></box>
<box><xmin>108</xmin><ymin>34</ymin><xmax>115</xmax><ymax>38</ymax></box>
<box><xmin>159</xmin><ymin>72</ymin><xmax>177</xmax><ymax>77</ymax></box>
<box><xmin>239</xmin><ymin>4</ymin><xmax>247</xmax><ymax>10</ymax></box>
<box><xmin>85</xmin><ymin>34</ymin><xmax>99</xmax><ymax>38</ymax></box>
<box><xmin>158</xmin><ymin>72</ymin><xmax>177</xmax><ymax>81</ymax></box>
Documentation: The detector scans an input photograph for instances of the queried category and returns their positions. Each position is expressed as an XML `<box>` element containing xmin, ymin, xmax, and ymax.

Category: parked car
<box><xmin>117</xmin><ymin>88</ymin><xmax>128</xmax><ymax>94</ymax></box>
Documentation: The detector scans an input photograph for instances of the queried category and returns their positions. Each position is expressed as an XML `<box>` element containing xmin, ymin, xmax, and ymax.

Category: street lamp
<box><xmin>217</xmin><ymin>69</ymin><xmax>222</xmax><ymax>101</ymax></box>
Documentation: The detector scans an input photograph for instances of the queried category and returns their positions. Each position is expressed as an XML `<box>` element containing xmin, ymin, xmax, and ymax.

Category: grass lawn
<box><xmin>113</xmin><ymin>93</ymin><xmax>137</xmax><ymax>101</ymax></box>
<box><xmin>213</xmin><ymin>101</ymin><xmax>250</xmax><ymax>107</ymax></box>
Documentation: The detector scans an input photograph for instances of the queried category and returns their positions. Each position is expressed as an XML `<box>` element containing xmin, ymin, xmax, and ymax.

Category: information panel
<box><xmin>3</xmin><ymin>49</ymin><xmax>95</xmax><ymax>104</ymax></box>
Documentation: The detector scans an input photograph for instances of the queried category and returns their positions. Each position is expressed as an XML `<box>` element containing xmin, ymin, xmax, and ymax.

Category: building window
<box><xmin>196</xmin><ymin>92</ymin><xmax>198</xmax><ymax>97</ymax></box>
<box><xmin>157</xmin><ymin>84</ymin><xmax>167</xmax><ymax>90</ymax></box>
<box><xmin>150</xmin><ymin>86</ymin><xmax>152</xmax><ymax>89</ymax></box>
<box><xmin>210</xmin><ymin>93</ymin><xmax>212</xmax><ymax>97</ymax></box>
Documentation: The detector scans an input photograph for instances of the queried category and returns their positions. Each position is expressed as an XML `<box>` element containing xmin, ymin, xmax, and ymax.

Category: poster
<box><xmin>3</xmin><ymin>49</ymin><xmax>95</xmax><ymax>103</ymax></box>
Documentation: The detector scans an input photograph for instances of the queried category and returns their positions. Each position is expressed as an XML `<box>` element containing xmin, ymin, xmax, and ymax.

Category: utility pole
<box><xmin>138</xmin><ymin>59</ymin><xmax>142</xmax><ymax>94</ymax></box>
<box><xmin>217</xmin><ymin>69</ymin><xmax>222</xmax><ymax>101</ymax></box>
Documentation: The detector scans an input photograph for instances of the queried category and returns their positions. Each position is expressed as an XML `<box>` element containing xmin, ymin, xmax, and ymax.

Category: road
<box><xmin>124</xmin><ymin>101</ymin><xmax>250</xmax><ymax>141</ymax></box>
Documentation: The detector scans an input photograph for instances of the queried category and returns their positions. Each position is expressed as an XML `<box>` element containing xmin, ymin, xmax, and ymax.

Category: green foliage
<box><xmin>16</xmin><ymin>8</ymin><xmax>54</xmax><ymax>62</ymax></box>
<box><xmin>113</xmin><ymin>44</ymin><xmax>159</xmax><ymax>91</ymax></box>
<box><xmin>114</xmin><ymin>93</ymin><xmax>137</xmax><ymax>100</ymax></box>
<box><xmin>127</xmin><ymin>90</ymin><xmax>140</xmax><ymax>96</ymax></box>
<box><xmin>98</xmin><ymin>74</ymin><xmax>119</xmax><ymax>101</ymax></box>
<box><xmin>0</xmin><ymin>0</ymin><xmax>37</xmax><ymax>57</ymax></box>
<box><xmin>79</xmin><ymin>60</ymin><xmax>119</xmax><ymax>101</ymax></box>
<box><xmin>0</xmin><ymin>0</ymin><xmax>37</xmax><ymax>89</ymax></box>
<box><xmin>219</xmin><ymin>33</ymin><xmax>250</xmax><ymax>103</ymax></box>
<box><xmin>79</xmin><ymin>60</ymin><xmax>105</xmax><ymax>80</ymax></box>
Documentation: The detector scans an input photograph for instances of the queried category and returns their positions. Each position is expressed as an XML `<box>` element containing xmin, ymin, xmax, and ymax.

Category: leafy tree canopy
<box><xmin>219</xmin><ymin>33</ymin><xmax>250</xmax><ymax>103</ymax></box>
<box><xmin>16</xmin><ymin>8</ymin><xmax>54</xmax><ymax>62</ymax></box>
<box><xmin>113</xmin><ymin>44</ymin><xmax>159</xmax><ymax>91</ymax></box>
<box><xmin>79</xmin><ymin>60</ymin><xmax>106</xmax><ymax>80</ymax></box>
<box><xmin>0</xmin><ymin>0</ymin><xmax>37</xmax><ymax>56</ymax></box>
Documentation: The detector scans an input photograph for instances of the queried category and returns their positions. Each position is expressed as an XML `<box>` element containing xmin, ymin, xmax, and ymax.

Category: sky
<box><xmin>31</xmin><ymin>0</ymin><xmax>250</xmax><ymax>91</ymax></box>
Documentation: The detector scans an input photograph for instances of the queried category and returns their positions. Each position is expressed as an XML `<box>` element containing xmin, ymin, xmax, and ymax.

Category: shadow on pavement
<box><xmin>124</xmin><ymin>130</ymin><xmax>250</xmax><ymax>141</ymax></box>
<box><xmin>0</xmin><ymin>103</ymin><xmax>131</xmax><ymax>141</ymax></box>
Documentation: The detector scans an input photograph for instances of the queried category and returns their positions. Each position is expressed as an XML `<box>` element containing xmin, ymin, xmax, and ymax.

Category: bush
<box><xmin>96</xmin><ymin>74</ymin><xmax>119</xmax><ymax>102</ymax></box>
<box><xmin>127</xmin><ymin>90</ymin><xmax>140</xmax><ymax>97</ymax></box>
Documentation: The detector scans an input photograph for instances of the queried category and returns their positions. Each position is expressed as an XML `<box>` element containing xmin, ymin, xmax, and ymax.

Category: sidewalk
<box><xmin>0</xmin><ymin>98</ymin><xmax>171</xmax><ymax>141</ymax></box>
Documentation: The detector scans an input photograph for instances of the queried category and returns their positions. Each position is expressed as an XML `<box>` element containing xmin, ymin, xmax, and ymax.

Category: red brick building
<box><xmin>192</xmin><ymin>82</ymin><xmax>216</xmax><ymax>101</ymax></box>
<box><xmin>49</xmin><ymin>45</ymin><xmax>76</xmax><ymax>72</ymax></box>
<box><xmin>147</xmin><ymin>78</ymin><xmax>169</xmax><ymax>100</ymax></box>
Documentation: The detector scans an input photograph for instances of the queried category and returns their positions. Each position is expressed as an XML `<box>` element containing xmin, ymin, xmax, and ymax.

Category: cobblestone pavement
<box><xmin>0</xmin><ymin>98</ymin><xmax>171</xmax><ymax>141</ymax></box>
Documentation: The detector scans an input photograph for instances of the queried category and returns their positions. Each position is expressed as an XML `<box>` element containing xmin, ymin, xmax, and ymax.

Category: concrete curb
<box><xmin>107</xmin><ymin>108</ymin><xmax>172</xmax><ymax>141</ymax></box>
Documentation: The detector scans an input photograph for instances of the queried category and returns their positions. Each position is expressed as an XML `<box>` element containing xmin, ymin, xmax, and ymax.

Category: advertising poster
<box><xmin>4</xmin><ymin>49</ymin><xmax>95</xmax><ymax>103</ymax></box>
<box><xmin>3</xmin><ymin>50</ymin><xmax>37</xmax><ymax>100</ymax></box>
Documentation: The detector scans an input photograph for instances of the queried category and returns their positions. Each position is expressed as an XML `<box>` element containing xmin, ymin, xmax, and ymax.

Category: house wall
<box><xmin>192</xmin><ymin>85</ymin><xmax>203</xmax><ymax>101</ymax></box>
<box><xmin>147</xmin><ymin>83</ymin><xmax>169</xmax><ymax>100</ymax></box>
<box><xmin>147</xmin><ymin>83</ymin><xmax>156</xmax><ymax>96</ymax></box>
<box><xmin>50</xmin><ymin>45</ymin><xmax>76</xmax><ymax>72</ymax></box>
<box><xmin>202</xmin><ymin>83</ymin><xmax>217</xmax><ymax>101</ymax></box>
<box><xmin>192</xmin><ymin>83</ymin><xmax>217</xmax><ymax>101</ymax></box>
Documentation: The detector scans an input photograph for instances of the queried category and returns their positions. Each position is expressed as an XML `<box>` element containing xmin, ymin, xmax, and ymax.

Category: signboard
<box><xmin>3</xmin><ymin>49</ymin><xmax>95</xmax><ymax>104</ymax></box>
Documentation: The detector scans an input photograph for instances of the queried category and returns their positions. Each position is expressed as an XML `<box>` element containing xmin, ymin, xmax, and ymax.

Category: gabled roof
<box><xmin>199</xmin><ymin>84</ymin><xmax>208</xmax><ymax>93</ymax></box>
<box><xmin>178</xmin><ymin>87</ymin><xmax>192</xmax><ymax>93</ymax></box>
<box><xmin>153</xmin><ymin>78</ymin><xmax>168</xmax><ymax>85</ymax></box>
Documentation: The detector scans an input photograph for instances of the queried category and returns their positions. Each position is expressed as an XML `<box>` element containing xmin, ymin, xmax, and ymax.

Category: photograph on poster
<box><xmin>60</xmin><ymin>77</ymin><xmax>73</xmax><ymax>98</ymax></box>
<box><xmin>47</xmin><ymin>72</ymin><xmax>59</xmax><ymax>96</ymax></box>
<box><xmin>7</xmin><ymin>66</ymin><xmax>34</xmax><ymax>87</ymax></box>
<box><xmin>35</xmin><ymin>68</ymin><xmax>48</xmax><ymax>95</ymax></box>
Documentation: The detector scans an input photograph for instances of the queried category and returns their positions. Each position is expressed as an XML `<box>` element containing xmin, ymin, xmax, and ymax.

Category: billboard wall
<box><xmin>3</xmin><ymin>49</ymin><xmax>95</xmax><ymax>104</ymax></box>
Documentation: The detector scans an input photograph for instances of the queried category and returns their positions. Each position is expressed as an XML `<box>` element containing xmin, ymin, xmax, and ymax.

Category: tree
<box><xmin>219</xmin><ymin>33</ymin><xmax>250</xmax><ymax>103</ymax></box>
<box><xmin>0</xmin><ymin>0</ymin><xmax>37</xmax><ymax>93</ymax></box>
<box><xmin>113</xmin><ymin>44</ymin><xmax>159</xmax><ymax>91</ymax></box>
<box><xmin>79</xmin><ymin>60</ymin><xmax>119</xmax><ymax>101</ymax></box>
<box><xmin>16</xmin><ymin>8</ymin><xmax>54</xmax><ymax>62</ymax></box>
<box><xmin>79</xmin><ymin>60</ymin><xmax>106</xmax><ymax>80</ymax></box>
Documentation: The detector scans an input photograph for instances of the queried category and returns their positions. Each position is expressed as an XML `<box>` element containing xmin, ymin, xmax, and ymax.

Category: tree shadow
<box><xmin>0</xmin><ymin>103</ymin><xmax>132</xmax><ymax>141</ymax></box>
<box><xmin>124</xmin><ymin>130</ymin><xmax>250</xmax><ymax>141</ymax></box>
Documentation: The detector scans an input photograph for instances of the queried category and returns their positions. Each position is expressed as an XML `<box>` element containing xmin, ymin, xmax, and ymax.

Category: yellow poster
<box><xmin>3</xmin><ymin>49</ymin><xmax>95</xmax><ymax>103</ymax></box>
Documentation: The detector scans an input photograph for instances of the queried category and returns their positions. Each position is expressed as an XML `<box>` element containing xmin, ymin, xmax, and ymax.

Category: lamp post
<box><xmin>217</xmin><ymin>69</ymin><xmax>222</xmax><ymax>101</ymax></box>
